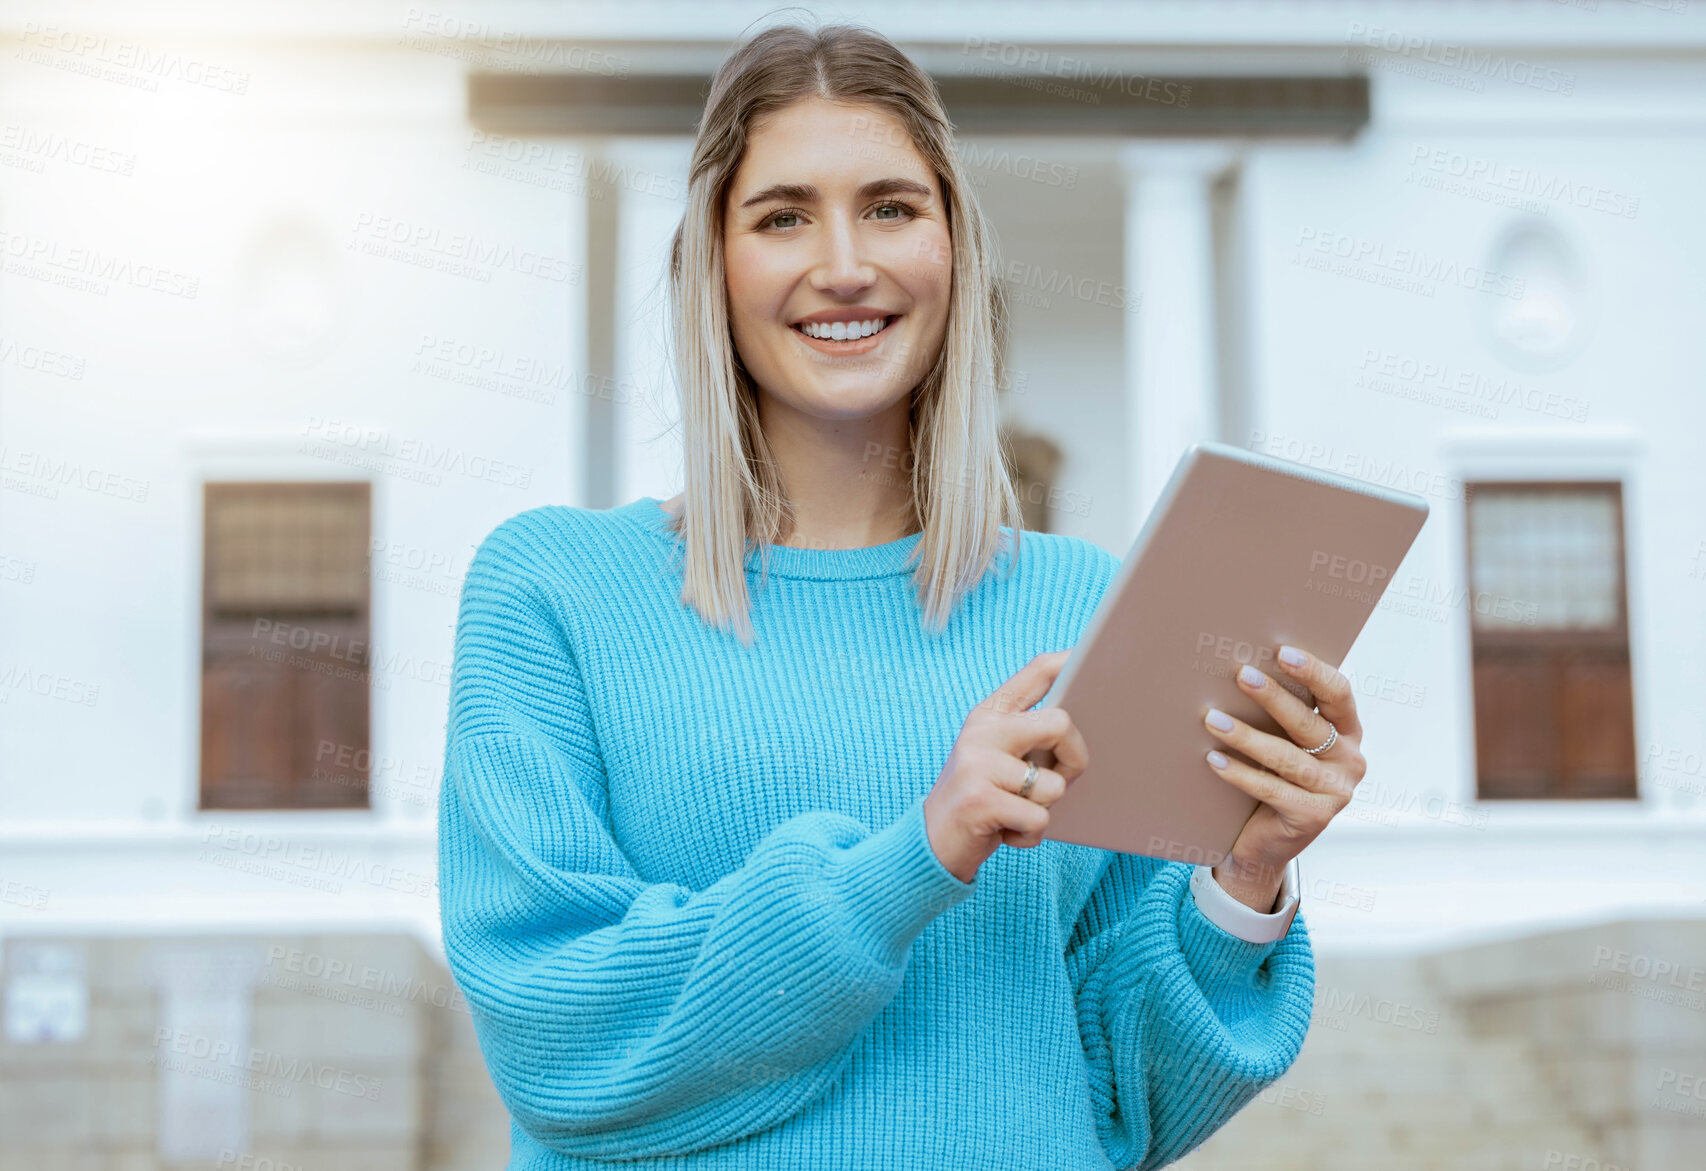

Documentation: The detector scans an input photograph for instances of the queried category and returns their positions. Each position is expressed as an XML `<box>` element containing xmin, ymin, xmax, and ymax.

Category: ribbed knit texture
<box><xmin>438</xmin><ymin>497</ymin><xmax>1316</xmax><ymax>1171</ymax></box>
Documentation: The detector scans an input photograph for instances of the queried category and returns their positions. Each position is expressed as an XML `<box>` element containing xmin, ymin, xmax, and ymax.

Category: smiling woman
<box><xmin>438</xmin><ymin>17</ymin><xmax>1316</xmax><ymax>1171</ymax></box>
<box><xmin>660</xmin><ymin>31</ymin><xmax>1020</xmax><ymax>644</ymax></box>
<box><xmin>708</xmin><ymin>94</ymin><xmax>956</xmax><ymax>550</ymax></box>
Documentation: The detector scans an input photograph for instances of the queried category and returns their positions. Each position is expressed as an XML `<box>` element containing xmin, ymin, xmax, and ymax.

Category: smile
<box><xmin>790</xmin><ymin>314</ymin><xmax>899</xmax><ymax>352</ymax></box>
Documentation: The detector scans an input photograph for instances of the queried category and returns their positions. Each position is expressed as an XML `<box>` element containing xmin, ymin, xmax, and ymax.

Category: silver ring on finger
<box><xmin>1303</xmin><ymin>720</ymin><xmax>1338</xmax><ymax>756</ymax></box>
<box><xmin>1017</xmin><ymin>758</ymin><xmax>1039</xmax><ymax>799</ymax></box>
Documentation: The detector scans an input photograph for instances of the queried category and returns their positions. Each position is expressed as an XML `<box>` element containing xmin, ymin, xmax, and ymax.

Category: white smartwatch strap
<box><xmin>1189</xmin><ymin>857</ymin><xmax>1301</xmax><ymax>945</ymax></box>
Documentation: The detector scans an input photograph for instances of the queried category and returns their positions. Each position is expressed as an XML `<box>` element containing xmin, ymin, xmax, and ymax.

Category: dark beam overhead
<box><xmin>468</xmin><ymin>73</ymin><xmax>1369</xmax><ymax>138</ymax></box>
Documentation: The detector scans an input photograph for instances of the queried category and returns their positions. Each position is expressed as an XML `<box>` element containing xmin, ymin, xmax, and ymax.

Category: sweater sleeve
<box><xmin>437</xmin><ymin>515</ymin><xmax>977</xmax><ymax>1160</ymax></box>
<box><xmin>1065</xmin><ymin>850</ymin><xmax>1315</xmax><ymax>1170</ymax></box>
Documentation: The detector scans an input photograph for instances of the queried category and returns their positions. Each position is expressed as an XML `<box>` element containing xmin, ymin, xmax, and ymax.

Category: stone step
<box><xmin>1177</xmin><ymin>953</ymin><xmax>1611</xmax><ymax>1171</ymax></box>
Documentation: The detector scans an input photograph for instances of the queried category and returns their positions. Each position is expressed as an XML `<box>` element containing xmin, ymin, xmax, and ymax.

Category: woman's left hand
<box><xmin>1201</xmin><ymin>644</ymin><xmax>1367</xmax><ymax>913</ymax></box>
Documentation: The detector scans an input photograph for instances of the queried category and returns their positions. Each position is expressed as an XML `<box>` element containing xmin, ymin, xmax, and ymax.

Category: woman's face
<box><xmin>722</xmin><ymin>97</ymin><xmax>952</xmax><ymax>426</ymax></box>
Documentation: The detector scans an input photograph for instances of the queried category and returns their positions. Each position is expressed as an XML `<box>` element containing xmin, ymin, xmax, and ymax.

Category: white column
<box><xmin>1117</xmin><ymin>143</ymin><xmax>1239</xmax><ymax>531</ymax></box>
<box><xmin>610</xmin><ymin>139</ymin><xmax>695</xmax><ymax>506</ymax></box>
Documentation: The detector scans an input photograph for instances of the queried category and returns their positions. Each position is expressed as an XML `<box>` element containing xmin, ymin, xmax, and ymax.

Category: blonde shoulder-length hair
<box><xmin>663</xmin><ymin>19</ymin><xmax>1024</xmax><ymax>646</ymax></box>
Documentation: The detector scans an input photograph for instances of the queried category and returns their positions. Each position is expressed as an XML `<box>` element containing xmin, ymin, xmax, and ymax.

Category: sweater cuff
<box><xmin>1175</xmin><ymin>872</ymin><xmax>1287</xmax><ymax>1005</ymax></box>
<box><xmin>1189</xmin><ymin>858</ymin><xmax>1300</xmax><ymax>944</ymax></box>
<box><xmin>827</xmin><ymin>793</ymin><xmax>977</xmax><ymax>964</ymax></box>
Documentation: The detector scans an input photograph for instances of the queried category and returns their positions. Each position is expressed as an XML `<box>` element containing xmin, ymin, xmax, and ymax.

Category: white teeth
<box><xmin>798</xmin><ymin>316</ymin><xmax>887</xmax><ymax>340</ymax></box>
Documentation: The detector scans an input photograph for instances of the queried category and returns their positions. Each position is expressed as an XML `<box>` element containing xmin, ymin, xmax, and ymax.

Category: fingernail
<box><xmin>1206</xmin><ymin>750</ymin><xmax>1229</xmax><ymax>769</ymax></box>
<box><xmin>1238</xmin><ymin>664</ymin><xmax>1266</xmax><ymax>688</ymax></box>
<box><xmin>1206</xmin><ymin>708</ymin><xmax>1234</xmax><ymax>732</ymax></box>
<box><xmin>1279</xmin><ymin>645</ymin><xmax>1307</xmax><ymax>668</ymax></box>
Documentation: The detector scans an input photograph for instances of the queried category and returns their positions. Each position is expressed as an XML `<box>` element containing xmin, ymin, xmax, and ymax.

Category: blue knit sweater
<box><xmin>438</xmin><ymin>497</ymin><xmax>1315</xmax><ymax>1171</ymax></box>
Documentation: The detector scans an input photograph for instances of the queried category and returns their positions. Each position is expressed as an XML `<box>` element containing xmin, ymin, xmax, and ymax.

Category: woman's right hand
<box><xmin>922</xmin><ymin>650</ymin><xmax>1089</xmax><ymax>884</ymax></box>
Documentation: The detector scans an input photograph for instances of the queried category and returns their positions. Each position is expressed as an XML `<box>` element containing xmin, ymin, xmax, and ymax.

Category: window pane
<box><xmin>208</xmin><ymin>485</ymin><xmax>368</xmax><ymax>612</ymax></box>
<box><xmin>1467</xmin><ymin>486</ymin><xmax>1621</xmax><ymax>631</ymax></box>
<box><xmin>200</xmin><ymin>482</ymin><xmax>371</xmax><ymax>810</ymax></box>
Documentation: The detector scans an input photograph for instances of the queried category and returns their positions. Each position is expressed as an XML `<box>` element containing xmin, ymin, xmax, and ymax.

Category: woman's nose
<box><xmin>810</xmin><ymin>216</ymin><xmax>876</xmax><ymax>291</ymax></box>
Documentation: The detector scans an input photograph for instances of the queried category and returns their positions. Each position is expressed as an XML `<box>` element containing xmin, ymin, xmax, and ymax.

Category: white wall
<box><xmin>3</xmin><ymin>0</ymin><xmax>1704</xmax><ymax>956</ymax></box>
<box><xmin>0</xmin><ymin>35</ymin><xmax>585</xmax><ymax>940</ymax></box>
<box><xmin>1237</xmin><ymin>54</ymin><xmax>1706</xmax><ymax>947</ymax></box>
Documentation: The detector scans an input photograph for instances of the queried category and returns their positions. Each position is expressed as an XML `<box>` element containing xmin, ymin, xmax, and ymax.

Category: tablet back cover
<box><xmin>1035</xmin><ymin>442</ymin><xmax>1429</xmax><ymax>863</ymax></box>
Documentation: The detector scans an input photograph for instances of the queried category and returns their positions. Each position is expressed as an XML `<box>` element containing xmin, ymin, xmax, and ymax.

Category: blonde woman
<box><xmin>441</xmin><ymin>19</ymin><xmax>1365</xmax><ymax>1170</ymax></box>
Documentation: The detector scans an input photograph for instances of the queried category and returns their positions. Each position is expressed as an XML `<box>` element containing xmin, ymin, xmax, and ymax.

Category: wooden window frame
<box><xmin>1464</xmin><ymin>479</ymin><xmax>1638</xmax><ymax>801</ymax></box>
<box><xmin>198</xmin><ymin>480</ymin><xmax>373</xmax><ymax>811</ymax></box>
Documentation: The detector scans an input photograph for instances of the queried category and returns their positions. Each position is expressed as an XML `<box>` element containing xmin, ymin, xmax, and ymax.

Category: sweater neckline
<box><xmin>617</xmin><ymin>497</ymin><xmax>926</xmax><ymax>581</ymax></box>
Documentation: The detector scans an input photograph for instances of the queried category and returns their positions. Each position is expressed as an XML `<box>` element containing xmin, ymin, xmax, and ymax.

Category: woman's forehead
<box><xmin>733</xmin><ymin>99</ymin><xmax>936</xmax><ymax>195</ymax></box>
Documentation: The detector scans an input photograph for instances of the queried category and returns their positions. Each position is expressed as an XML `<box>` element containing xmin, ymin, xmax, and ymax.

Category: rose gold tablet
<box><xmin>1028</xmin><ymin>441</ymin><xmax>1429</xmax><ymax>864</ymax></box>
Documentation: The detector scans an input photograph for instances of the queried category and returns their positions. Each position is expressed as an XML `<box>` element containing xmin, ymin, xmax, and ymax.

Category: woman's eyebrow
<box><xmin>737</xmin><ymin>177</ymin><xmax>933</xmax><ymax>210</ymax></box>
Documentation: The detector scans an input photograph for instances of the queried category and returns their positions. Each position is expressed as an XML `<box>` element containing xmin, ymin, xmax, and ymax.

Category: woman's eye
<box><xmin>763</xmin><ymin>202</ymin><xmax>916</xmax><ymax>231</ymax></box>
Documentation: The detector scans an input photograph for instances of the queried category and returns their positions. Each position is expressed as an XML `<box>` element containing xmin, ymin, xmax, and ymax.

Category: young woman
<box><xmin>440</xmin><ymin>20</ymin><xmax>1368</xmax><ymax>1171</ymax></box>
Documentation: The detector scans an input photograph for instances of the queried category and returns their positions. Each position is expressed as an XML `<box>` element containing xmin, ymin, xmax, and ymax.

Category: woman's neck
<box><xmin>656</xmin><ymin>487</ymin><xmax>919</xmax><ymax>551</ymax></box>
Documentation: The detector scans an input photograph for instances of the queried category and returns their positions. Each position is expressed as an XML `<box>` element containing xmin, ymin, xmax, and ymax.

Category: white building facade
<box><xmin>2</xmin><ymin>2</ymin><xmax>1703</xmax><ymax>1167</ymax></box>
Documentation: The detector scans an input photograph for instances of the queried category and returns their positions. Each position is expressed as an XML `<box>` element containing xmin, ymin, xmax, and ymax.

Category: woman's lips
<box><xmin>790</xmin><ymin>315</ymin><xmax>899</xmax><ymax>356</ymax></box>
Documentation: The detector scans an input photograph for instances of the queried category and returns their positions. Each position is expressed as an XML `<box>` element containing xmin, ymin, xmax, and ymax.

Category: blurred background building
<box><xmin>2</xmin><ymin>1</ymin><xmax>1703</xmax><ymax>1168</ymax></box>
